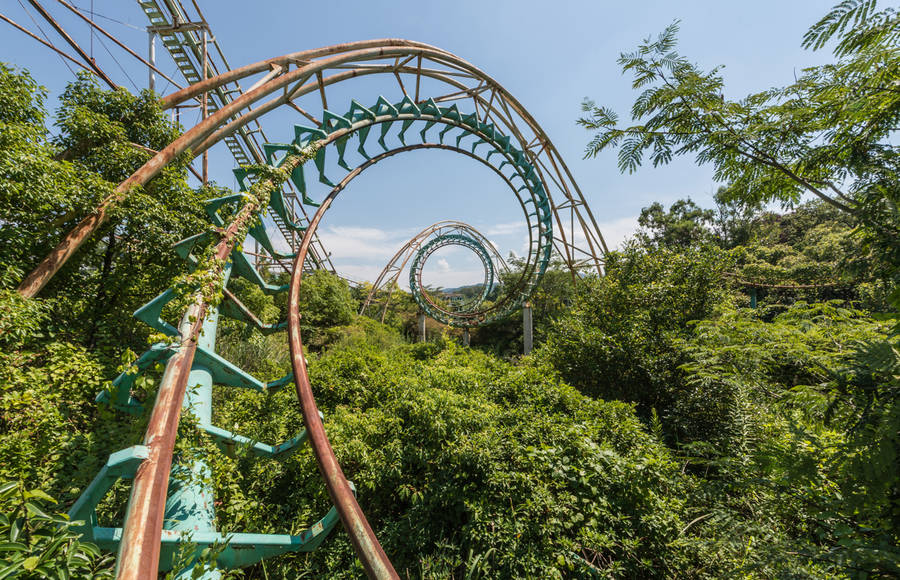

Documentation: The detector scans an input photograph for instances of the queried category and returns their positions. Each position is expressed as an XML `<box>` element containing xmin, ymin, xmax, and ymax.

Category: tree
<box><xmin>577</xmin><ymin>6</ymin><xmax>900</xmax><ymax>571</ymax></box>
<box><xmin>538</xmin><ymin>244</ymin><xmax>732</xmax><ymax>412</ymax></box>
<box><xmin>296</xmin><ymin>270</ymin><xmax>356</xmax><ymax>338</ymax></box>
<box><xmin>578</xmin><ymin>1</ymin><xmax>900</xmax><ymax>268</ymax></box>
<box><xmin>472</xmin><ymin>259</ymin><xmax>577</xmax><ymax>357</ymax></box>
<box><xmin>0</xmin><ymin>66</ymin><xmax>204</xmax><ymax>351</ymax></box>
<box><xmin>636</xmin><ymin>198</ymin><xmax>715</xmax><ymax>249</ymax></box>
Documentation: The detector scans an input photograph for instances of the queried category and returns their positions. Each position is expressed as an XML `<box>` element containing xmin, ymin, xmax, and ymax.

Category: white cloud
<box><xmin>485</xmin><ymin>221</ymin><xmax>525</xmax><ymax>236</ymax></box>
<box><xmin>595</xmin><ymin>215</ymin><xmax>640</xmax><ymax>250</ymax></box>
<box><xmin>260</xmin><ymin>215</ymin><xmax>639</xmax><ymax>288</ymax></box>
<box><xmin>325</xmin><ymin>226</ymin><xmax>393</xmax><ymax>241</ymax></box>
<box><xmin>265</xmin><ymin>223</ymin><xmax>413</xmax><ymax>261</ymax></box>
<box><xmin>330</xmin><ymin>263</ymin><xmax>385</xmax><ymax>284</ymax></box>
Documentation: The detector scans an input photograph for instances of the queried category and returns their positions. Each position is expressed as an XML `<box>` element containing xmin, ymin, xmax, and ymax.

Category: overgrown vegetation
<box><xmin>1</xmin><ymin>1</ymin><xmax>898</xmax><ymax>578</ymax></box>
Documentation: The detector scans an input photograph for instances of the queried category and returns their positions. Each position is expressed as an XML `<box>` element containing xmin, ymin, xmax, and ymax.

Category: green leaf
<box><xmin>25</xmin><ymin>501</ymin><xmax>52</xmax><ymax>520</ymax></box>
<box><xmin>24</xmin><ymin>489</ymin><xmax>57</xmax><ymax>504</ymax></box>
<box><xmin>0</xmin><ymin>541</ymin><xmax>26</xmax><ymax>552</ymax></box>
<box><xmin>0</xmin><ymin>561</ymin><xmax>25</xmax><ymax>580</ymax></box>
<box><xmin>22</xmin><ymin>556</ymin><xmax>39</xmax><ymax>571</ymax></box>
<box><xmin>0</xmin><ymin>483</ymin><xmax>17</xmax><ymax>498</ymax></box>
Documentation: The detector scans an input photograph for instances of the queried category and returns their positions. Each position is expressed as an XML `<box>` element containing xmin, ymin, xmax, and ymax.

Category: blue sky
<box><xmin>0</xmin><ymin>0</ymin><xmax>835</xmax><ymax>286</ymax></box>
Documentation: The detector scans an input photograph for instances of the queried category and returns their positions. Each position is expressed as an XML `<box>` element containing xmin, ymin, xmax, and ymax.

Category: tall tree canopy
<box><xmin>579</xmin><ymin>0</ymin><xmax>899</xmax><ymax>268</ymax></box>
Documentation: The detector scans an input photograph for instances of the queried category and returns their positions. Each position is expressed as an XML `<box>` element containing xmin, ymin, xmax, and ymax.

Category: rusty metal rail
<box><xmin>18</xmin><ymin>39</ymin><xmax>608</xmax><ymax>299</ymax></box>
<box><xmin>287</xmin><ymin>162</ymin><xmax>399</xmax><ymax>580</ymax></box>
<box><xmin>115</xmin><ymin>152</ymin><xmax>309</xmax><ymax>579</ymax></box>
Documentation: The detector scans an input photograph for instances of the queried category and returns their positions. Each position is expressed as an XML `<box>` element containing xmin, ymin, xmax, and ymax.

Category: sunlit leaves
<box><xmin>579</xmin><ymin>1</ymin><xmax>900</xmax><ymax>240</ymax></box>
<box><xmin>0</xmin><ymin>481</ymin><xmax>113</xmax><ymax>577</ymax></box>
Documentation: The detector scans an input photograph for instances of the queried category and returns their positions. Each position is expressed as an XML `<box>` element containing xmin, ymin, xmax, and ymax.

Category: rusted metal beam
<box><xmin>24</xmin><ymin>0</ymin><xmax>118</xmax><ymax>89</ymax></box>
<box><xmin>17</xmin><ymin>46</ymin><xmax>450</xmax><ymax>298</ymax></box>
<box><xmin>115</xmin><ymin>151</ymin><xmax>311</xmax><ymax>580</ymax></box>
<box><xmin>0</xmin><ymin>11</ymin><xmax>91</xmax><ymax>72</ymax></box>
<box><xmin>160</xmin><ymin>39</ymin><xmax>451</xmax><ymax>108</ymax></box>
<box><xmin>115</xmin><ymin>301</ymin><xmax>203</xmax><ymax>578</ymax></box>
<box><xmin>287</xmin><ymin>160</ymin><xmax>399</xmax><ymax>580</ymax></box>
<box><xmin>126</xmin><ymin>142</ymin><xmax>203</xmax><ymax>181</ymax></box>
<box><xmin>19</xmin><ymin>39</ymin><xmax>607</xmax><ymax>306</ymax></box>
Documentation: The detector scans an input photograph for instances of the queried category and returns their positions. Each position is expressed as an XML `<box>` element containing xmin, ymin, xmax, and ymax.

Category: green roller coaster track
<box><xmin>70</xmin><ymin>94</ymin><xmax>554</xmax><ymax>577</ymax></box>
<box><xmin>410</xmin><ymin>233</ymin><xmax>499</xmax><ymax>326</ymax></box>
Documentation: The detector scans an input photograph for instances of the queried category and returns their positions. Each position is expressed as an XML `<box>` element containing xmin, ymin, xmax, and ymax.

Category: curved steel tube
<box><xmin>360</xmin><ymin>220</ymin><xmax>509</xmax><ymax>323</ymax></box>
<box><xmin>287</xmin><ymin>156</ymin><xmax>404</xmax><ymax>579</ymax></box>
<box><xmin>19</xmin><ymin>39</ymin><xmax>606</xmax><ymax>298</ymax></box>
<box><xmin>409</xmin><ymin>233</ymin><xmax>497</xmax><ymax>323</ymax></box>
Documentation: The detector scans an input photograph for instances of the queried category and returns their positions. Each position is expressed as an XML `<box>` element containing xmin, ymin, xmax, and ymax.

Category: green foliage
<box><xmin>674</xmin><ymin>302</ymin><xmax>898</xmax><ymax>577</ymax></box>
<box><xmin>0</xmin><ymin>65</ymin><xmax>200</xmax><ymax>575</ymax></box>
<box><xmin>579</xmin><ymin>2</ymin><xmax>900</xmax><ymax>271</ymax></box>
<box><xmin>0</xmin><ymin>295</ymin><xmax>145</xmax><ymax>499</ymax></box>
<box><xmin>676</xmin><ymin>302</ymin><xmax>887</xmax><ymax>443</ymax></box>
<box><xmin>539</xmin><ymin>244</ymin><xmax>731</xmax><ymax>410</ymax></box>
<box><xmin>209</xmin><ymin>333</ymin><xmax>698</xmax><ymax>578</ymax></box>
<box><xmin>473</xmin><ymin>259</ymin><xmax>578</xmax><ymax>357</ymax></box>
<box><xmin>0</xmin><ymin>481</ymin><xmax>114</xmax><ymax>578</ymax></box>
<box><xmin>0</xmin><ymin>65</ymin><xmax>206</xmax><ymax>354</ymax></box>
<box><xmin>54</xmin><ymin>72</ymin><xmax>183</xmax><ymax>182</ymax></box>
<box><xmin>803</xmin><ymin>0</ymin><xmax>899</xmax><ymax>56</ymax></box>
<box><xmin>575</xmin><ymin>13</ymin><xmax>900</xmax><ymax>570</ymax></box>
<box><xmin>535</xmin><ymin>242</ymin><xmax>899</xmax><ymax>576</ymax></box>
<box><xmin>725</xmin><ymin>201</ymin><xmax>890</xmax><ymax>310</ymax></box>
<box><xmin>0</xmin><ymin>267</ymin><xmax>48</xmax><ymax>350</ymax></box>
<box><xmin>637</xmin><ymin>198</ymin><xmax>715</xmax><ymax>249</ymax></box>
<box><xmin>0</xmin><ymin>66</ymin><xmax>114</xmax><ymax>282</ymax></box>
<box><xmin>296</xmin><ymin>270</ymin><xmax>356</xmax><ymax>348</ymax></box>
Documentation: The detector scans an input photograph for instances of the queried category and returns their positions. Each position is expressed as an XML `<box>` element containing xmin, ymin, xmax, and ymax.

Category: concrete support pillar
<box><xmin>418</xmin><ymin>312</ymin><xmax>426</xmax><ymax>343</ymax></box>
<box><xmin>462</xmin><ymin>328</ymin><xmax>470</xmax><ymax>346</ymax></box>
<box><xmin>523</xmin><ymin>302</ymin><xmax>533</xmax><ymax>355</ymax></box>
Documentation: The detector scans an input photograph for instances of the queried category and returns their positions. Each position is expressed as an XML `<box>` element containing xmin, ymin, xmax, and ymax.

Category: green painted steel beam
<box><xmin>200</xmin><ymin>410</ymin><xmax>323</xmax><ymax>459</ymax></box>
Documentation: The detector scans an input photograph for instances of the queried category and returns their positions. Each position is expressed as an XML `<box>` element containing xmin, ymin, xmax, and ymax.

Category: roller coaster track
<box><xmin>137</xmin><ymin>0</ymin><xmax>333</xmax><ymax>271</ymax></box>
<box><xmin>18</xmin><ymin>39</ymin><xmax>609</xmax><ymax>578</ymax></box>
<box><xmin>360</xmin><ymin>221</ymin><xmax>511</xmax><ymax>327</ymax></box>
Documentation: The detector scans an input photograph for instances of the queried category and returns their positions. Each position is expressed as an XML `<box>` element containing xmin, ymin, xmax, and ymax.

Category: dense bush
<box><xmin>537</xmin><ymin>259</ymin><xmax>898</xmax><ymax>576</ymax></box>
<box><xmin>209</xmin><ymin>331</ymin><xmax>702</xmax><ymax>578</ymax></box>
<box><xmin>538</xmin><ymin>243</ymin><xmax>731</xmax><ymax>413</ymax></box>
<box><xmin>0</xmin><ymin>481</ymin><xmax>113</xmax><ymax>578</ymax></box>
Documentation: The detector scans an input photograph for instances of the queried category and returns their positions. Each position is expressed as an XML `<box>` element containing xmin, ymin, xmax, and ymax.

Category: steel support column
<box><xmin>201</xmin><ymin>27</ymin><xmax>208</xmax><ymax>184</ymax></box>
<box><xmin>523</xmin><ymin>302</ymin><xmax>533</xmax><ymax>355</ymax></box>
<box><xmin>148</xmin><ymin>31</ymin><xmax>156</xmax><ymax>92</ymax></box>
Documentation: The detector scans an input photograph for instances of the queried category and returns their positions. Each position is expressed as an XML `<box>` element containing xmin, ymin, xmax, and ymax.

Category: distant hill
<box><xmin>440</xmin><ymin>283</ymin><xmax>489</xmax><ymax>297</ymax></box>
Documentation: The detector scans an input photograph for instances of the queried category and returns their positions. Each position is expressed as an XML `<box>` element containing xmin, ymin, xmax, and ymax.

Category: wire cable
<box><xmin>0</xmin><ymin>11</ymin><xmax>90</xmax><ymax>73</ymax></box>
<box><xmin>71</xmin><ymin>2</ymin><xmax>143</xmax><ymax>30</ymax></box>
<box><xmin>16</xmin><ymin>0</ymin><xmax>76</xmax><ymax>76</ymax></box>
<box><xmin>95</xmin><ymin>29</ymin><xmax>137</xmax><ymax>90</ymax></box>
